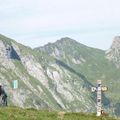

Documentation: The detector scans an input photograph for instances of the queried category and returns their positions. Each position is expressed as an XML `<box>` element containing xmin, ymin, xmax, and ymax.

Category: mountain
<box><xmin>0</xmin><ymin>35</ymin><xmax>95</xmax><ymax>112</ymax></box>
<box><xmin>106</xmin><ymin>36</ymin><xmax>120</xmax><ymax>68</ymax></box>
<box><xmin>35</xmin><ymin>37</ymin><xmax>120</xmax><ymax>116</ymax></box>
<box><xmin>0</xmin><ymin>34</ymin><xmax>120</xmax><ymax>117</ymax></box>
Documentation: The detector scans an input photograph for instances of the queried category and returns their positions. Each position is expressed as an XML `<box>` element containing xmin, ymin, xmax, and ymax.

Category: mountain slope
<box><xmin>0</xmin><ymin>35</ymin><xmax>95</xmax><ymax>113</ymax></box>
<box><xmin>35</xmin><ymin>37</ymin><xmax>120</xmax><ymax>116</ymax></box>
<box><xmin>0</xmin><ymin>34</ymin><xmax>120</xmax><ymax>117</ymax></box>
<box><xmin>0</xmin><ymin>34</ymin><xmax>61</xmax><ymax>110</ymax></box>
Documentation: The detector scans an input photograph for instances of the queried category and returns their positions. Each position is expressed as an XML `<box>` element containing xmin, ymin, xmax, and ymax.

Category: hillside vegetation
<box><xmin>0</xmin><ymin>107</ymin><xmax>117</xmax><ymax>120</ymax></box>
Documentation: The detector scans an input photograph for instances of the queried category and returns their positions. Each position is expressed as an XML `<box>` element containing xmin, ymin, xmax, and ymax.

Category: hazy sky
<box><xmin>0</xmin><ymin>0</ymin><xmax>120</xmax><ymax>50</ymax></box>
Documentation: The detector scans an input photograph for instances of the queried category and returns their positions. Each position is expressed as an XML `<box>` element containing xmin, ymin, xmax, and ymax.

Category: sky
<box><xmin>0</xmin><ymin>0</ymin><xmax>120</xmax><ymax>50</ymax></box>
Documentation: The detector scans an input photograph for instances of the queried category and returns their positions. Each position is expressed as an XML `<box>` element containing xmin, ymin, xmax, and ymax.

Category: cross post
<box><xmin>91</xmin><ymin>80</ymin><xmax>108</xmax><ymax>116</ymax></box>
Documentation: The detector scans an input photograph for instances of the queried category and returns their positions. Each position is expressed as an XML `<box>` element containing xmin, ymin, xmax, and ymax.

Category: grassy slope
<box><xmin>0</xmin><ymin>107</ymin><xmax>117</xmax><ymax>120</ymax></box>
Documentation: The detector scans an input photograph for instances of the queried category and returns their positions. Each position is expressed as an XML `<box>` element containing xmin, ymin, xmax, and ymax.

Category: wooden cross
<box><xmin>91</xmin><ymin>80</ymin><xmax>108</xmax><ymax>116</ymax></box>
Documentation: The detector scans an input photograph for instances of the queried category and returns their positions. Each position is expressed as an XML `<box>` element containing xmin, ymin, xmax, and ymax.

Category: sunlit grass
<box><xmin>0</xmin><ymin>107</ymin><xmax>117</xmax><ymax>120</ymax></box>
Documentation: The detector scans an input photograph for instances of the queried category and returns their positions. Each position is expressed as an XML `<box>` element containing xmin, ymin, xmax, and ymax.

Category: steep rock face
<box><xmin>106</xmin><ymin>36</ymin><xmax>120</xmax><ymax>68</ymax></box>
<box><xmin>0</xmin><ymin>35</ymin><xmax>58</xmax><ymax>109</ymax></box>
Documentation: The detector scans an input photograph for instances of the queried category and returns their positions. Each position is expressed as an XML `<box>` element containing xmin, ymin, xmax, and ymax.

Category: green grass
<box><xmin>0</xmin><ymin>107</ymin><xmax>117</xmax><ymax>120</ymax></box>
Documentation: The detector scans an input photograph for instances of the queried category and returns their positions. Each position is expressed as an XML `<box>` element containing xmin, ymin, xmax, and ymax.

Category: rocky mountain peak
<box><xmin>35</xmin><ymin>37</ymin><xmax>80</xmax><ymax>58</ymax></box>
<box><xmin>111</xmin><ymin>36</ymin><xmax>120</xmax><ymax>49</ymax></box>
<box><xmin>56</xmin><ymin>37</ymin><xmax>76</xmax><ymax>43</ymax></box>
<box><xmin>54</xmin><ymin>37</ymin><xmax>82</xmax><ymax>48</ymax></box>
<box><xmin>106</xmin><ymin>36</ymin><xmax>120</xmax><ymax>68</ymax></box>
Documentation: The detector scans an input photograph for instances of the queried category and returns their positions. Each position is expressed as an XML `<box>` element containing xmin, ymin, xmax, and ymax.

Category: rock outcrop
<box><xmin>106</xmin><ymin>36</ymin><xmax>120</xmax><ymax>68</ymax></box>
